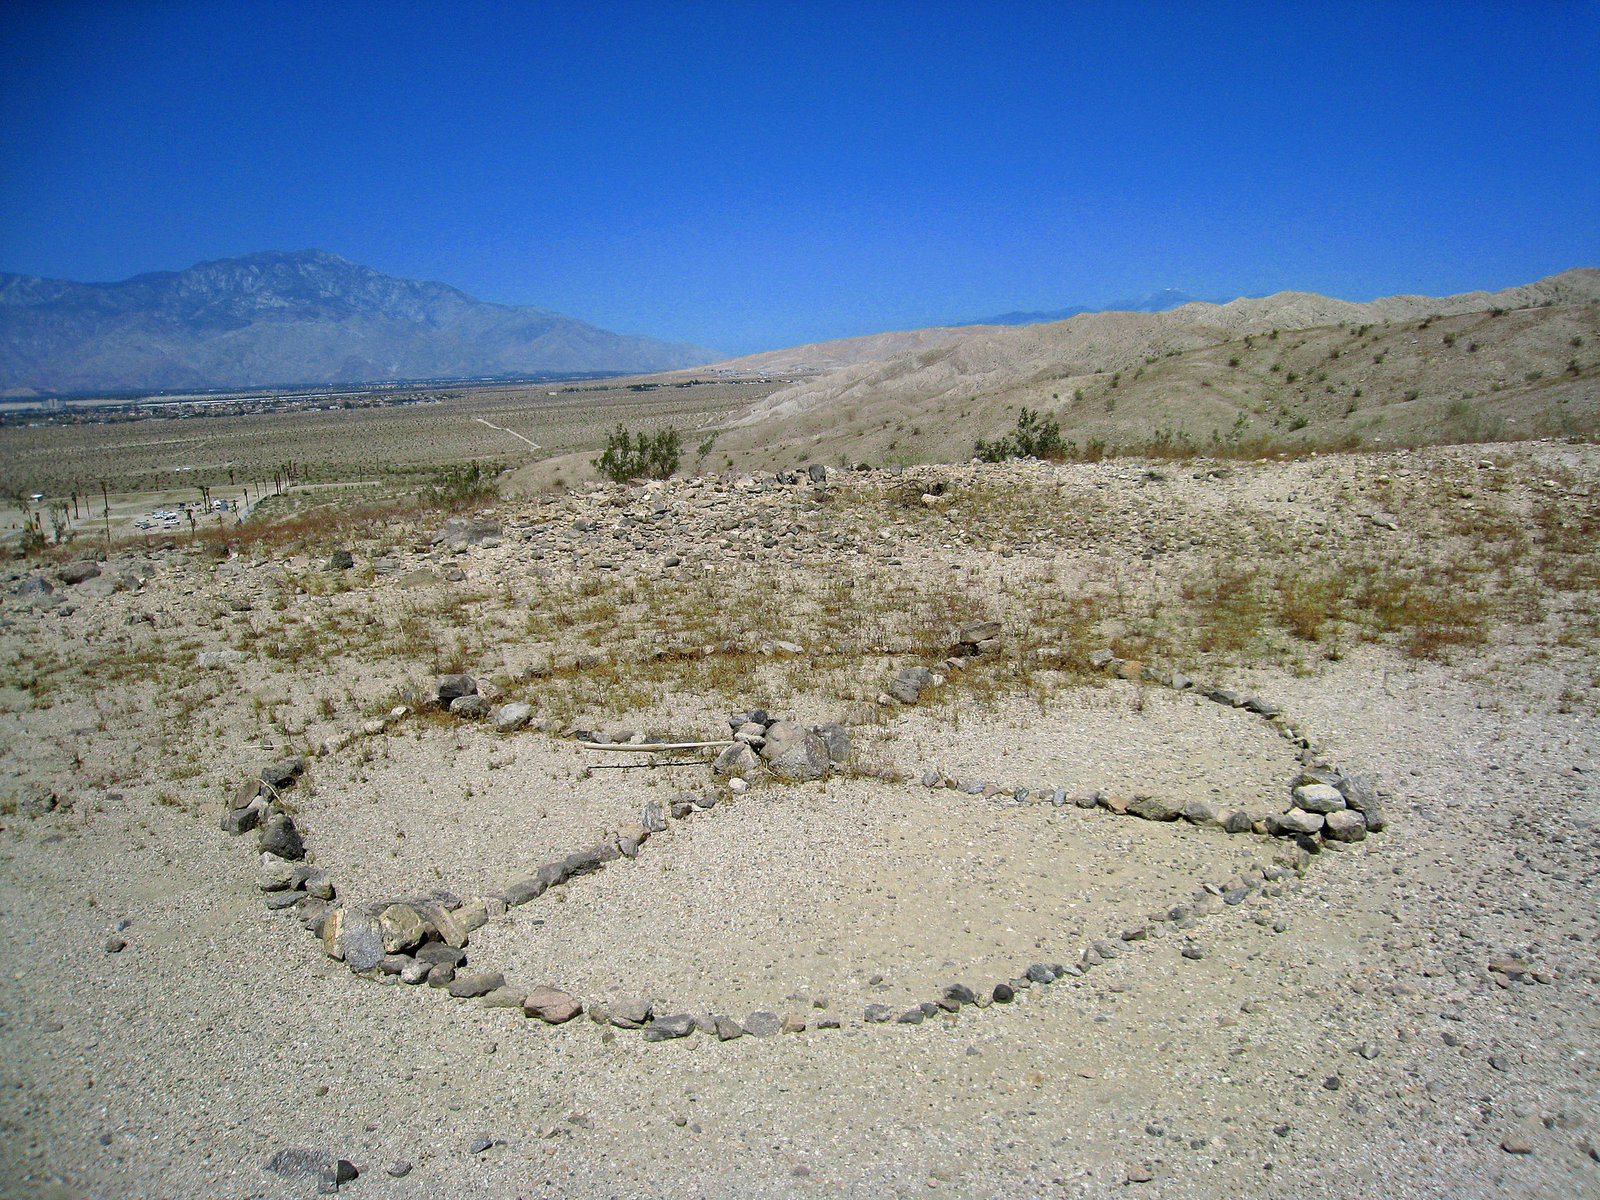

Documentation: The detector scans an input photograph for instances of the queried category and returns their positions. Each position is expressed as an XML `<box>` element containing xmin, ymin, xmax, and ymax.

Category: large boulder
<box><xmin>1337</xmin><ymin>772</ymin><xmax>1387</xmax><ymax>832</ymax></box>
<box><xmin>431</xmin><ymin>517</ymin><xmax>501</xmax><ymax>549</ymax></box>
<box><xmin>258</xmin><ymin>814</ymin><xmax>305</xmax><ymax>860</ymax></box>
<box><xmin>1323</xmin><ymin>809</ymin><xmax>1368</xmax><ymax>842</ymax></box>
<box><xmin>379</xmin><ymin>904</ymin><xmax>429</xmax><ymax>953</ymax></box>
<box><xmin>759</xmin><ymin>721</ymin><xmax>832</xmax><ymax>781</ymax></box>
<box><xmin>1291</xmin><ymin>783</ymin><xmax>1346</xmax><ymax>813</ymax></box>
<box><xmin>1272</xmin><ymin>808</ymin><xmax>1325</xmax><ymax>836</ymax></box>
<box><xmin>491</xmin><ymin>701</ymin><xmax>532</xmax><ymax>732</ymax></box>
<box><xmin>811</xmin><ymin>722</ymin><xmax>852</xmax><ymax>764</ymax></box>
<box><xmin>888</xmin><ymin>666</ymin><xmax>933</xmax><ymax>704</ymax></box>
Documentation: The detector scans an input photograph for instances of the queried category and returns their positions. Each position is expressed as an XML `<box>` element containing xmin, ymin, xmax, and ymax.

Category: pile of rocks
<box><xmin>712</xmin><ymin>708</ymin><xmax>852</xmax><ymax>783</ymax></box>
<box><xmin>880</xmin><ymin>621</ymin><xmax>1005</xmax><ymax>708</ymax></box>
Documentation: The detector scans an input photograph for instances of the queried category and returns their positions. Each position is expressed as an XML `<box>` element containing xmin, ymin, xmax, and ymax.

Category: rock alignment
<box><xmin>217</xmin><ymin>655</ymin><xmax>1427</xmax><ymax>1051</ymax></box>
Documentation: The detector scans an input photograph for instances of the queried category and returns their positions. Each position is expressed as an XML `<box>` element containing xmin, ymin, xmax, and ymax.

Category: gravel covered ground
<box><xmin>1</xmin><ymin>443</ymin><xmax>1597</xmax><ymax>1199</ymax></box>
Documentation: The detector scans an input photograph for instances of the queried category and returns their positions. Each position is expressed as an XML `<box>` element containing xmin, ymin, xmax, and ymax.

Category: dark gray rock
<box><xmin>427</xmin><ymin>963</ymin><xmax>456</xmax><ymax>987</ymax></box>
<box><xmin>943</xmin><ymin>983</ymin><xmax>977</xmax><ymax>1006</ymax></box>
<box><xmin>888</xmin><ymin>666</ymin><xmax>933</xmax><ymax>704</ymax></box>
<box><xmin>219</xmin><ymin>805</ymin><xmax>260</xmax><ymax>835</ymax></box>
<box><xmin>712</xmin><ymin>742</ymin><xmax>760</xmax><ymax>776</ymax></box>
<box><xmin>807</xmin><ymin>463</ymin><xmax>828</xmax><ymax>484</ymax></box>
<box><xmin>992</xmin><ymin>983</ymin><xmax>1014</xmax><ymax>1003</ymax></box>
<box><xmin>715</xmin><ymin>1016</ymin><xmax>745</xmax><ymax>1040</ymax></box>
<box><xmin>260</xmin><ymin>757</ymin><xmax>307</xmax><ymax>789</ymax></box>
<box><xmin>433</xmin><ymin>517</ymin><xmax>501</xmax><ymax>548</ymax></box>
<box><xmin>415</xmin><ymin>943</ymin><xmax>466</xmax><ymax>968</ymax></box>
<box><xmin>744</xmin><ymin>1011</ymin><xmax>782</xmax><ymax>1037</ymax></box>
<box><xmin>561</xmin><ymin>847</ymin><xmax>606</xmax><ymax>878</ymax></box>
<box><xmin>811</xmin><ymin>722</ymin><xmax>852</xmax><ymax>763</ymax></box>
<box><xmin>504</xmin><ymin>876</ymin><xmax>547</xmax><ymax>906</ymax></box>
<box><xmin>535</xmin><ymin>860</ymin><xmax>571</xmax><ymax>890</ymax></box>
<box><xmin>1337</xmin><ymin>772</ymin><xmax>1387</xmax><ymax>832</ymax></box>
<box><xmin>864</xmin><ymin>1003</ymin><xmax>893</xmax><ymax>1023</ymax></box>
<box><xmin>340</xmin><ymin>912</ymin><xmax>385</xmax><ymax>972</ymax></box>
<box><xmin>897</xmin><ymin>1008</ymin><xmax>925</xmax><ymax>1024</ymax></box>
<box><xmin>264</xmin><ymin>1148</ymin><xmax>334</xmax><ymax>1179</ymax></box>
<box><xmin>436</xmin><ymin>674</ymin><xmax>477</xmax><ymax>705</ymax></box>
<box><xmin>325</xmin><ymin>550</ymin><xmax>354</xmax><ymax>571</ymax></box>
<box><xmin>258</xmin><ymin>814</ymin><xmax>305</xmax><ymax>861</ymax></box>
<box><xmin>1025</xmin><ymin>964</ymin><xmax>1056</xmax><ymax>984</ymax></box>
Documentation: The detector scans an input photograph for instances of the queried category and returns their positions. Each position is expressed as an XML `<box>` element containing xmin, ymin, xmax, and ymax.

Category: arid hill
<box><xmin>706</xmin><ymin>269</ymin><xmax>1600</xmax><ymax>473</ymax></box>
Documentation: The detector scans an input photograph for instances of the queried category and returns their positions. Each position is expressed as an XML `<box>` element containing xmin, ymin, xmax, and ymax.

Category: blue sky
<box><xmin>2</xmin><ymin>1</ymin><xmax>1597</xmax><ymax>356</ymax></box>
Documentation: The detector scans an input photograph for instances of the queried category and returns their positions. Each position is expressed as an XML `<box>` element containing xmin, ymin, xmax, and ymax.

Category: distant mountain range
<box><xmin>0</xmin><ymin>250</ymin><xmax>718</xmax><ymax>394</ymax></box>
<box><xmin>963</xmin><ymin>288</ymin><xmax>1236</xmax><ymax>326</ymax></box>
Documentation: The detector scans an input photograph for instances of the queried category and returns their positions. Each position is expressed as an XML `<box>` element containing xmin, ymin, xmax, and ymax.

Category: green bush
<box><xmin>974</xmin><ymin>407</ymin><xmax>1066</xmax><ymax>463</ymax></box>
<box><xmin>594</xmin><ymin>425</ymin><xmax>681</xmax><ymax>482</ymax></box>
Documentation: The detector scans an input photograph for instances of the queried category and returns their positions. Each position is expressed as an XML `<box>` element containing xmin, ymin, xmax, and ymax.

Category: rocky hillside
<box><xmin>0</xmin><ymin>250</ymin><xmax>718</xmax><ymax>393</ymax></box>
<box><xmin>710</xmin><ymin>269</ymin><xmax>1600</xmax><ymax>471</ymax></box>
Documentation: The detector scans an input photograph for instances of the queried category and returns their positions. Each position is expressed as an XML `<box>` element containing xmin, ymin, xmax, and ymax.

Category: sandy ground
<box><xmin>0</xmin><ymin>444</ymin><xmax>1597</xmax><ymax>1199</ymax></box>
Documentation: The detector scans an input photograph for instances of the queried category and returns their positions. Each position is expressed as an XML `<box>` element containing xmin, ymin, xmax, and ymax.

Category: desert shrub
<box><xmin>421</xmin><ymin>460</ymin><xmax>500</xmax><ymax>508</ymax></box>
<box><xmin>595</xmin><ymin>425</ymin><xmax>681</xmax><ymax>482</ymax></box>
<box><xmin>1275</xmin><ymin>569</ymin><xmax>1346</xmax><ymax>641</ymax></box>
<box><xmin>974</xmin><ymin>408</ymin><xmax>1066</xmax><ymax>462</ymax></box>
<box><xmin>1184</xmin><ymin>562</ymin><xmax>1268</xmax><ymax>653</ymax></box>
